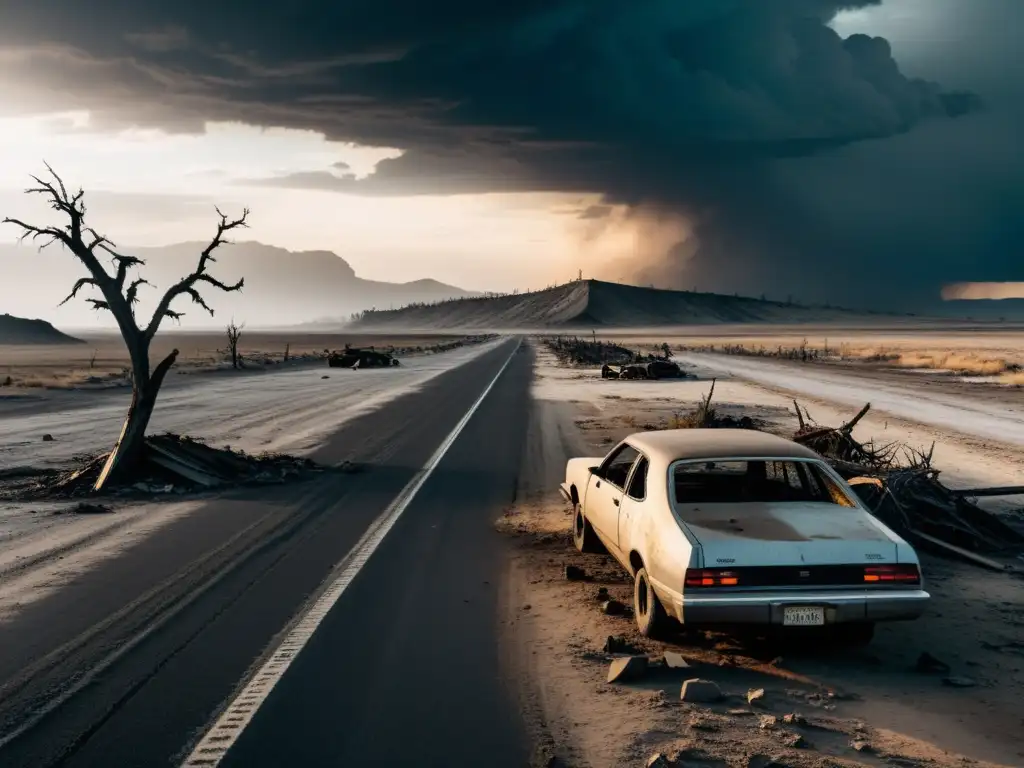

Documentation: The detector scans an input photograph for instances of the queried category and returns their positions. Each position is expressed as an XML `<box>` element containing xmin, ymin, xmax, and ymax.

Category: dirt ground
<box><xmin>501</xmin><ymin>343</ymin><xmax>1024</xmax><ymax>768</ymax></box>
<box><xmin>0</xmin><ymin>331</ymin><xmax>475</xmax><ymax>389</ymax></box>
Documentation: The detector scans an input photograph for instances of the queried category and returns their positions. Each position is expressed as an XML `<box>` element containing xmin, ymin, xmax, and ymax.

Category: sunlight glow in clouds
<box><xmin>0</xmin><ymin>113</ymin><xmax>593</xmax><ymax>292</ymax></box>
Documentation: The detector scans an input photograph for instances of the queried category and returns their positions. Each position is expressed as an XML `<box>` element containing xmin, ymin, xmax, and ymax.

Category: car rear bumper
<box><xmin>673</xmin><ymin>589</ymin><xmax>930</xmax><ymax>625</ymax></box>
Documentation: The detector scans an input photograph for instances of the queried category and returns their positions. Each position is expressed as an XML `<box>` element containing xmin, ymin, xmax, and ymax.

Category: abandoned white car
<box><xmin>559</xmin><ymin>429</ymin><xmax>929</xmax><ymax>643</ymax></box>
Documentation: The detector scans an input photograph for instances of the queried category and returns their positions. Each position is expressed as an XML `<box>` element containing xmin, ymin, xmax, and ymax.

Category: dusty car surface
<box><xmin>559</xmin><ymin>429</ymin><xmax>929</xmax><ymax>643</ymax></box>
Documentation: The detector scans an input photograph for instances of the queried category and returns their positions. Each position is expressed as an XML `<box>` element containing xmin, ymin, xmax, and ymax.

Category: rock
<box><xmin>781</xmin><ymin>713</ymin><xmax>806</xmax><ymax>725</ymax></box>
<box><xmin>747</xmin><ymin>687</ymin><xmax>766</xmax><ymax>706</ymax></box>
<box><xmin>42</xmin><ymin>433</ymin><xmax>55</xmax><ymax>442</ymax></box>
<box><xmin>915</xmin><ymin>651</ymin><xmax>951</xmax><ymax>674</ymax></box>
<box><xmin>728</xmin><ymin>708</ymin><xmax>755</xmax><ymax>717</ymax></box>
<box><xmin>601</xmin><ymin>599</ymin><xmax>626</xmax><ymax>616</ymax></box>
<box><xmin>776</xmin><ymin>731</ymin><xmax>806</xmax><ymax>748</ymax></box>
<box><xmin>759</xmin><ymin>715</ymin><xmax>778</xmax><ymax>730</ymax></box>
<box><xmin>850</xmin><ymin>739</ymin><xmax>873</xmax><ymax>753</ymax></box>
<box><xmin>523</xmin><ymin>604</ymin><xmax>532</xmax><ymax>611</ymax></box>
<box><xmin>596</xmin><ymin>586</ymin><xmax>609</xmax><ymax>600</ymax></box>
<box><xmin>607</xmin><ymin>655</ymin><xmax>649</xmax><ymax>683</ymax></box>
<box><xmin>646</xmin><ymin>754</ymin><xmax>674</xmax><ymax>768</ymax></box>
<box><xmin>747</xmin><ymin>756</ymin><xmax>790</xmax><ymax>768</ymax></box>
<box><xmin>664</xmin><ymin>651</ymin><xmax>690</xmax><ymax>669</ymax></box>
<box><xmin>604</xmin><ymin>635</ymin><xmax>638</xmax><ymax>654</ymax></box>
<box><xmin>680</xmin><ymin>678</ymin><xmax>723</xmax><ymax>703</ymax></box>
<box><xmin>565</xmin><ymin>564</ymin><xmax>587</xmax><ymax>581</ymax></box>
<box><xmin>942</xmin><ymin>676</ymin><xmax>977</xmax><ymax>688</ymax></box>
<box><xmin>688</xmin><ymin>713</ymin><xmax>717</xmax><ymax>731</ymax></box>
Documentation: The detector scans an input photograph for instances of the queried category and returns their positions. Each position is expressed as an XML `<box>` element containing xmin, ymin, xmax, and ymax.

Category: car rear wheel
<box><xmin>634</xmin><ymin>566</ymin><xmax>669</xmax><ymax>638</ymax></box>
<box><xmin>572</xmin><ymin>504</ymin><xmax>605</xmax><ymax>554</ymax></box>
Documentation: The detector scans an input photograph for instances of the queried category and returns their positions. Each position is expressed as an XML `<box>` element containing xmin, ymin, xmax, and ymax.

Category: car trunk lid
<box><xmin>678</xmin><ymin>501</ymin><xmax>898</xmax><ymax>567</ymax></box>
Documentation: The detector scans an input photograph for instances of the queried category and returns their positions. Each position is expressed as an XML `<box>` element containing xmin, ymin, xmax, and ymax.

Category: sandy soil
<box><xmin>500</xmin><ymin>343</ymin><xmax>1024</xmax><ymax>768</ymax></box>
<box><xmin>0</xmin><ymin>331</ymin><xmax>476</xmax><ymax>390</ymax></box>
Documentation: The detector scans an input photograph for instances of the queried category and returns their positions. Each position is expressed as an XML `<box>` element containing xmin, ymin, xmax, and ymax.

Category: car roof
<box><xmin>624</xmin><ymin>429</ymin><xmax>822</xmax><ymax>463</ymax></box>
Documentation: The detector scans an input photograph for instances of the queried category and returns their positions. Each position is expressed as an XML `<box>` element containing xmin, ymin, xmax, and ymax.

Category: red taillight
<box><xmin>864</xmin><ymin>564</ymin><xmax>920</xmax><ymax>584</ymax></box>
<box><xmin>685</xmin><ymin>569</ymin><xmax>740</xmax><ymax>588</ymax></box>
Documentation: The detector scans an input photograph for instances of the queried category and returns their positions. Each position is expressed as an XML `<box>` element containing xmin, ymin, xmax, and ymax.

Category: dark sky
<box><xmin>1</xmin><ymin>0</ymin><xmax>1020</xmax><ymax>310</ymax></box>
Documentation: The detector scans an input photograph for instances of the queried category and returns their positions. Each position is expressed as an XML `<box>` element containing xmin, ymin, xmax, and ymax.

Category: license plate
<box><xmin>783</xmin><ymin>606</ymin><xmax>825</xmax><ymax>626</ymax></box>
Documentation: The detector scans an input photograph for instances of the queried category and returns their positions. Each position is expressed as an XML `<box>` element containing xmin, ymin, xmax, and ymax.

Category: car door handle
<box><xmin>595</xmin><ymin>480</ymin><xmax>601</xmax><ymax>488</ymax></box>
<box><xmin>613</xmin><ymin>498</ymin><xmax>619</xmax><ymax>506</ymax></box>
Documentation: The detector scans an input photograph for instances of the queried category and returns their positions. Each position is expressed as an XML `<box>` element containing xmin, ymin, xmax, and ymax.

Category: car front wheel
<box><xmin>633</xmin><ymin>566</ymin><xmax>669</xmax><ymax>638</ymax></box>
<box><xmin>572</xmin><ymin>504</ymin><xmax>604</xmax><ymax>554</ymax></box>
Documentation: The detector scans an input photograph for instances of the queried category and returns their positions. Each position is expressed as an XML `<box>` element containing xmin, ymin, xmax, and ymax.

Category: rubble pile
<box><xmin>1</xmin><ymin>433</ymin><xmax>324</xmax><ymax>501</ymax></box>
<box><xmin>544</xmin><ymin>336</ymin><xmax>635</xmax><ymax>366</ymax></box>
<box><xmin>671</xmin><ymin>380</ymin><xmax>760</xmax><ymax>430</ymax></box>
<box><xmin>327</xmin><ymin>346</ymin><xmax>399</xmax><ymax>369</ymax></box>
<box><xmin>792</xmin><ymin>402</ymin><xmax>1024</xmax><ymax>566</ymax></box>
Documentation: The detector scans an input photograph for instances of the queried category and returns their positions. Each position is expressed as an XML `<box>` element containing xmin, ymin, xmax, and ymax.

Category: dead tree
<box><xmin>226</xmin><ymin>319</ymin><xmax>244</xmax><ymax>369</ymax></box>
<box><xmin>2</xmin><ymin>165</ymin><xmax>247</xmax><ymax>489</ymax></box>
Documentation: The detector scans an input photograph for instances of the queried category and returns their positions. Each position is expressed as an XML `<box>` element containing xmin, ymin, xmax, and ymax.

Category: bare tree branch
<box><xmin>60</xmin><ymin>277</ymin><xmax>101</xmax><ymax>307</ymax></box>
<box><xmin>86</xmin><ymin>298</ymin><xmax>111</xmax><ymax>312</ymax></box>
<box><xmin>126</xmin><ymin>278</ymin><xmax>150</xmax><ymax>307</ymax></box>
<box><xmin>146</xmin><ymin>207</ymin><xmax>248</xmax><ymax>338</ymax></box>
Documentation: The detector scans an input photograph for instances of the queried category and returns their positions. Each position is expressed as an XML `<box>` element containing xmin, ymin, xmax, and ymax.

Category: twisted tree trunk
<box><xmin>95</xmin><ymin>347</ymin><xmax>179</xmax><ymax>490</ymax></box>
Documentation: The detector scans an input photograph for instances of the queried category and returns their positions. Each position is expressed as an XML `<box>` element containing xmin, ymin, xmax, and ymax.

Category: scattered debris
<box><xmin>607</xmin><ymin>655</ymin><xmax>649</xmax><ymax>683</ymax></box>
<box><xmin>663</xmin><ymin>651</ymin><xmax>690</xmax><ymax>669</ymax></box>
<box><xmin>687</xmin><ymin>713</ymin><xmax>718</xmax><ymax>731</ymax></box>
<box><xmin>941</xmin><ymin>676</ymin><xmax>977</xmax><ymax>688</ymax></box>
<box><xmin>747</xmin><ymin>756</ymin><xmax>790</xmax><ymax>768</ymax></box>
<box><xmin>595</xmin><ymin>586</ymin><xmax>609</xmax><ymax>601</ymax></box>
<box><xmin>776</xmin><ymin>731</ymin><xmax>806</xmax><ymax>748</ymax></box>
<box><xmin>669</xmin><ymin>379</ymin><xmax>759</xmax><ymax>430</ymax></box>
<box><xmin>747</xmin><ymin>688</ymin><xmax>766</xmax><ymax>706</ymax></box>
<box><xmin>915</xmin><ymin>652</ymin><xmax>951</xmax><ymax>674</ymax></box>
<box><xmin>545</xmin><ymin>336</ymin><xmax>634</xmax><ymax>366</ymax></box>
<box><xmin>792</xmin><ymin>401</ymin><xmax>1024</xmax><ymax>562</ymax></box>
<box><xmin>42</xmin><ymin>433</ymin><xmax>55</xmax><ymax>442</ymax></box>
<box><xmin>850</xmin><ymin>739</ymin><xmax>873</xmax><ymax>753</ymax></box>
<box><xmin>327</xmin><ymin>346</ymin><xmax>400</xmax><ymax>369</ymax></box>
<box><xmin>680</xmin><ymin>678</ymin><xmax>723</xmax><ymax>703</ymax></box>
<box><xmin>0</xmin><ymin>432</ymin><xmax>324</xmax><ymax>501</ymax></box>
<box><xmin>759</xmin><ymin>715</ymin><xmax>778</xmax><ymax>730</ymax></box>
<box><xmin>564</xmin><ymin>564</ymin><xmax>587</xmax><ymax>581</ymax></box>
<box><xmin>604</xmin><ymin>635</ymin><xmax>639</xmax><ymax>654</ymax></box>
<box><xmin>781</xmin><ymin>713</ymin><xmax>806</xmax><ymax>726</ymax></box>
<box><xmin>73</xmin><ymin>502</ymin><xmax>113</xmax><ymax>515</ymax></box>
<box><xmin>601</xmin><ymin>599</ymin><xmax>627</xmax><ymax>616</ymax></box>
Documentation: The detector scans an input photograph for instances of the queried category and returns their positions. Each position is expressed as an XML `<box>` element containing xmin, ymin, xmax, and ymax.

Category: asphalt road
<box><xmin>0</xmin><ymin>337</ymin><xmax>537</xmax><ymax>768</ymax></box>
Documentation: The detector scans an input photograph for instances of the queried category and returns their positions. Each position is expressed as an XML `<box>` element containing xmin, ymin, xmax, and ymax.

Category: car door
<box><xmin>587</xmin><ymin>443</ymin><xmax>641</xmax><ymax>548</ymax></box>
<box><xmin>617</xmin><ymin>454</ymin><xmax>649</xmax><ymax>556</ymax></box>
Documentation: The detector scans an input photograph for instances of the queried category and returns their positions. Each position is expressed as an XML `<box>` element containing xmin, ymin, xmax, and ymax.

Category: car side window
<box><xmin>601</xmin><ymin>444</ymin><xmax>640</xmax><ymax>489</ymax></box>
<box><xmin>627</xmin><ymin>456</ymin><xmax>648</xmax><ymax>500</ymax></box>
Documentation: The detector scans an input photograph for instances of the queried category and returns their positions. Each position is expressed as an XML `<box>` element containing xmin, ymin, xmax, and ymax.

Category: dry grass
<box><xmin>999</xmin><ymin>371</ymin><xmax>1024</xmax><ymax>386</ymax></box>
<box><xmin>0</xmin><ymin>331</ymin><xmax>472</xmax><ymax>389</ymax></box>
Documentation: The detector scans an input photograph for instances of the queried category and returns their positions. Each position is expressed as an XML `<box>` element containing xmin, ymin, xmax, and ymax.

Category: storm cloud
<box><xmin>1</xmin><ymin>0</ymin><xmax>1018</xmax><ymax>310</ymax></box>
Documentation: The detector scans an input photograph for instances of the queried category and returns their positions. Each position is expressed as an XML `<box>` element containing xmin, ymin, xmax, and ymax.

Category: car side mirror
<box><xmin>589</xmin><ymin>466</ymin><xmax>602</xmax><ymax>478</ymax></box>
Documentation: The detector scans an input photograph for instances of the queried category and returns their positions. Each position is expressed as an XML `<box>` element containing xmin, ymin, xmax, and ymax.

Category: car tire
<box><xmin>634</xmin><ymin>566</ymin><xmax>669</xmax><ymax>638</ymax></box>
<box><xmin>572</xmin><ymin>504</ymin><xmax>605</xmax><ymax>554</ymax></box>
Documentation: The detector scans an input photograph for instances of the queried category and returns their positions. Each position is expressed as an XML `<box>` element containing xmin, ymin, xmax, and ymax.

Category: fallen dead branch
<box><xmin>792</xmin><ymin>400</ymin><xmax>1024</xmax><ymax>564</ymax></box>
<box><xmin>0</xmin><ymin>433</ymin><xmax>326</xmax><ymax>501</ymax></box>
<box><xmin>669</xmin><ymin>379</ymin><xmax>759</xmax><ymax>430</ymax></box>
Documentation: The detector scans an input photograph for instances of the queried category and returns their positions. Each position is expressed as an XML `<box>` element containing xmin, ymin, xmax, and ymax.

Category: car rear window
<box><xmin>672</xmin><ymin>459</ymin><xmax>855</xmax><ymax>506</ymax></box>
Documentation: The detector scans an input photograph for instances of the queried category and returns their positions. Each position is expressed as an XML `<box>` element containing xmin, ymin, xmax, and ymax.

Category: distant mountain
<box><xmin>352</xmin><ymin>279</ymin><xmax>902</xmax><ymax>330</ymax></box>
<box><xmin>0</xmin><ymin>313</ymin><xmax>84</xmax><ymax>344</ymax></box>
<box><xmin>0</xmin><ymin>241</ymin><xmax>475</xmax><ymax>328</ymax></box>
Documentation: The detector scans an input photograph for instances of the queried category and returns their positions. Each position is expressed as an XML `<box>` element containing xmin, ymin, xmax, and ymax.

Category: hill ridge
<box><xmin>0</xmin><ymin>313</ymin><xmax>85</xmax><ymax>344</ymax></box>
<box><xmin>352</xmin><ymin>279</ymin><xmax>884</xmax><ymax>329</ymax></box>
